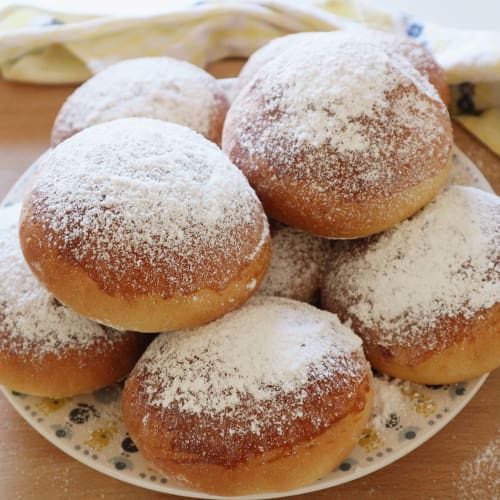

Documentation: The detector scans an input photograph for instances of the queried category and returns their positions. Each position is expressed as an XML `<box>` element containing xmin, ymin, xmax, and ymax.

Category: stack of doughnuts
<box><xmin>0</xmin><ymin>204</ymin><xmax>149</xmax><ymax>397</ymax></box>
<box><xmin>1</xmin><ymin>28</ymin><xmax>498</xmax><ymax>496</ymax></box>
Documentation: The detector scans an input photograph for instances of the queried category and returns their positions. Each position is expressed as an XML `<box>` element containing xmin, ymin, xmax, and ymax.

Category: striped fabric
<box><xmin>0</xmin><ymin>0</ymin><xmax>499</xmax><ymax>154</ymax></box>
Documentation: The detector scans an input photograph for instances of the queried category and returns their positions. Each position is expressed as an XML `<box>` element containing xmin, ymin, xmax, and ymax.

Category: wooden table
<box><xmin>0</xmin><ymin>63</ymin><xmax>498</xmax><ymax>500</ymax></box>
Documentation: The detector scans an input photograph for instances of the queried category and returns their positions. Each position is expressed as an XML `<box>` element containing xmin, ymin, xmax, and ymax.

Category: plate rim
<box><xmin>0</xmin><ymin>373</ymin><xmax>489</xmax><ymax>499</ymax></box>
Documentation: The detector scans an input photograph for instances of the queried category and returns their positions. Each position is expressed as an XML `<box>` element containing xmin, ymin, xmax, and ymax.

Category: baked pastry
<box><xmin>20</xmin><ymin>118</ymin><xmax>271</xmax><ymax>332</ymax></box>
<box><xmin>0</xmin><ymin>204</ymin><xmax>149</xmax><ymax>397</ymax></box>
<box><xmin>51</xmin><ymin>57</ymin><xmax>229</xmax><ymax>146</ymax></box>
<box><xmin>223</xmin><ymin>31</ymin><xmax>453</xmax><ymax>238</ymax></box>
<box><xmin>257</xmin><ymin>221</ymin><xmax>329</xmax><ymax>303</ymax></box>
<box><xmin>235</xmin><ymin>30</ymin><xmax>450</xmax><ymax>105</ymax></box>
<box><xmin>321</xmin><ymin>186</ymin><xmax>500</xmax><ymax>384</ymax></box>
<box><xmin>122</xmin><ymin>296</ymin><xmax>373</xmax><ymax>495</ymax></box>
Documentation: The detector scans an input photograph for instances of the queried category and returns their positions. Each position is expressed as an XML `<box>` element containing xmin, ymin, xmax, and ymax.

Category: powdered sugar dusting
<box><xmin>324</xmin><ymin>186</ymin><xmax>500</xmax><ymax>349</ymax></box>
<box><xmin>454</xmin><ymin>435</ymin><xmax>500</xmax><ymax>500</ymax></box>
<box><xmin>0</xmin><ymin>204</ymin><xmax>129</xmax><ymax>357</ymax></box>
<box><xmin>235</xmin><ymin>32</ymin><xmax>312</xmax><ymax>95</ymax></box>
<box><xmin>223</xmin><ymin>31</ymin><xmax>451</xmax><ymax>204</ymax></box>
<box><xmin>27</xmin><ymin>118</ymin><xmax>268</xmax><ymax>296</ymax></box>
<box><xmin>52</xmin><ymin>57</ymin><xmax>227</xmax><ymax>144</ymax></box>
<box><xmin>236</xmin><ymin>29</ymin><xmax>446</xmax><ymax>102</ymax></box>
<box><xmin>258</xmin><ymin>223</ymin><xmax>330</xmax><ymax>302</ymax></box>
<box><xmin>370</xmin><ymin>376</ymin><xmax>412</xmax><ymax>435</ymax></box>
<box><xmin>136</xmin><ymin>296</ymin><xmax>363</xmax><ymax>415</ymax></box>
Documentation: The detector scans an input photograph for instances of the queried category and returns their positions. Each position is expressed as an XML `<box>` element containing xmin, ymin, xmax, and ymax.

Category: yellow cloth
<box><xmin>0</xmin><ymin>0</ymin><xmax>499</xmax><ymax>155</ymax></box>
<box><xmin>456</xmin><ymin>109</ymin><xmax>500</xmax><ymax>157</ymax></box>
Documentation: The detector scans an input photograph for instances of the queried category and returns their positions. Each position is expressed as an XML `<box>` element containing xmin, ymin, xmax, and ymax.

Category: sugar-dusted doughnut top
<box><xmin>235</xmin><ymin>32</ymin><xmax>312</xmax><ymax>95</ymax></box>
<box><xmin>23</xmin><ymin>118</ymin><xmax>269</xmax><ymax>298</ymax></box>
<box><xmin>124</xmin><ymin>296</ymin><xmax>371</xmax><ymax>471</ymax></box>
<box><xmin>52</xmin><ymin>57</ymin><xmax>228</xmax><ymax>145</ymax></box>
<box><xmin>257</xmin><ymin>222</ymin><xmax>329</xmax><ymax>302</ymax></box>
<box><xmin>223</xmin><ymin>31</ymin><xmax>452</xmax><ymax>205</ymax></box>
<box><xmin>0</xmin><ymin>204</ymin><xmax>129</xmax><ymax>357</ymax></box>
<box><xmin>236</xmin><ymin>30</ymin><xmax>449</xmax><ymax>104</ymax></box>
<box><xmin>323</xmin><ymin>186</ymin><xmax>500</xmax><ymax>352</ymax></box>
<box><xmin>128</xmin><ymin>296</ymin><xmax>368</xmax><ymax>466</ymax></box>
<box><xmin>137</xmin><ymin>296</ymin><xmax>364</xmax><ymax>414</ymax></box>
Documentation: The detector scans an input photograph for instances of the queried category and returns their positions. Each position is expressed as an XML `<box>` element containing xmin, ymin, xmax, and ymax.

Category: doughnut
<box><xmin>20</xmin><ymin>118</ymin><xmax>271</xmax><ymax>333</ymax></box>
<box><xmin>257</xmin><ymin>221</ymin><xmax>329</xmax><ymax>303</ymax></box>
<box><xmin>321</xmin><ymin>186</ymin><xmax>500</xmax><ymax>384</ymax></box>
<box><xmin>223</xmin><ymin>31</ymin><xmax>453</xmax><ymax>239</ymax></box>
<box><xmin>235</xmin><ymin>30</ymin><xmax>450</xmax><ymax>105</ymax></box>
<box><xmin>51</xmin><ymin>57</ymin><xmax>229</xmax><ymax>146</ymax></box>
<box><xmin>0</xmin><ymin>204</ymin><xmax>149</xmax><ymax>398</ymax></box>
<box><xmin>122</xmin><ymin>296</ymin><xmax>372</xmax><ymax>496</ymax></box>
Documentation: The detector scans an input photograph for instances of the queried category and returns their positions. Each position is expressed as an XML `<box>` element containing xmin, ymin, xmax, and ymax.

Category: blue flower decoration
<box><xmin>407</xmin><ymin>23</ymin><xmax>423</xmax><ymax>38</ymax></box>
<box><xmin>51</xmin><ymin>424</ymin><xmax>73</xmax><ymax>440</ymax></box>
<box><xmin>399</xmin><ymin>426</ymin><xmax>420</xmax><ymax>441</ymax></box>
<box><xmin>109</xmin><ymin>456</ymin><xmax>134</xmax><ymax>471</ymax></box>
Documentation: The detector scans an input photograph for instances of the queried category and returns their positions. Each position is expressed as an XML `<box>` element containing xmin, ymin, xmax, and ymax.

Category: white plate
<box><xmin>0</xmin><ymin>374</ymin><xmax>488</xmax><ymax>499</ymax></box>
<box><xmin>0</xmin><ymin>145</ymin><xmax>492</xmax><ymax>499</ymax></box>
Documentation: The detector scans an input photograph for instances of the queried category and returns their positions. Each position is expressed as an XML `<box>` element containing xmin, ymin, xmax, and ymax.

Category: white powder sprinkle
<box><xmin>27</xmin><ymin>118</ymin><xmax>268</xmax><ymax>297</ymax></box>
<box><xmin>0</xmin><ymin>204</ymin><xmax>129</xmax><ymax>358</ymax></box>
<box><xmin>234</xmin><ymin>32</ymin><xmax>313</xmax><ymax>95</ymax></box>
<box><xmin>370</xmin><ymin>376</ymin><xmax>413</xmax><ymax>434</ymax></box>
<box><xmin>52</xmin><ymin>57</ymin><xmax>227</xmax><ymax>145</ymax></box>
<box><xmin>257</xmin><ymin>223</ymin><xmax>330</xmax><ymax>303</ymax></box>
<box><xmin>454</xmin><ymin>435</ymin><xmax>500</xmax><ymax>500</ymax></box>
<box><xmin>236</xmin><ymin>29</ymin><xmax>446</xmax><ymax>102</ymax></box>
<box><xmin>223</xmin><ymin>30</ymin><xmax>451</xmax><ymax>208</ymax></box>
<box><xmin>135</xmin><ymin>296</ymin><xmax>364</xmax><ymax>415</ymax></box>
<box><xmin>324</xmin><ymin>186</ymin><xmax>500</xmax><ymax>350</ymax></box>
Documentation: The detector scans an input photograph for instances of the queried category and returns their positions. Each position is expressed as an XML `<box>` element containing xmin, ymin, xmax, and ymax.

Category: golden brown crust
<box><xmin>322</xmin><ymin>286</ymin><xmax>500</xmax><ymax>385</ymax></box>
<box><xmin>225</xmin><ymin>132</ymin><xmax>452</xmax><ymax>238</ymax></box>
<box><xmin>206</xmin><ymin>91</ymin><xmax>229</xmax><ymax>145</ymax></box>
<box><xmin>395</xmin><ymin>36</ymin><xmax>450</xmax><ymax>106</ymax></box>
<box><xmin>321</xmin><ymin>260</ymin><xmax>500</xmax><ymax>384</ymax></box>
<box><xmin>0</xmin><ymin>330</ymin><xmax>150</xmax><ymax>398</ymax></box>
<box><xmin>258</xmin><ymin>221</ymin><xmax>329</xmax><ymax>303</ymax></box>
<box><xmin>20</xmin><ymin>118</ymin><xmax>272</xmax><ymax>333</ymax></box>
<box><xmin>19</xmin><ymin>204</ymin><xmax>271</xmax><ymax>332</ymax></box>
<box><xmin>52</xmin><ymin>95</ymin><xmax>228</xmax><ymax>148</ymax></box>
<box><xmin>360</xmin><ymin>305</ymin><xmax>500</xmax><ymax>384</ymax></box>
<box><xmin>20</xmin><ymin>194</ymin><xmax>269</xmax><ymax>300</ymax></box>
<box><xmin>252</xmin><ymin>155</ymin><xmax>452</xmax><ymax>238</ymax></box>
<box><xmin>122</xmin><ymin>366</ymin><xmax>372</xmax><ymax>495</ymax></box>
<box><xmin>320</xmin><ymin>184</ymin><xmax>499</xmax><ymax>384</ymax></box>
